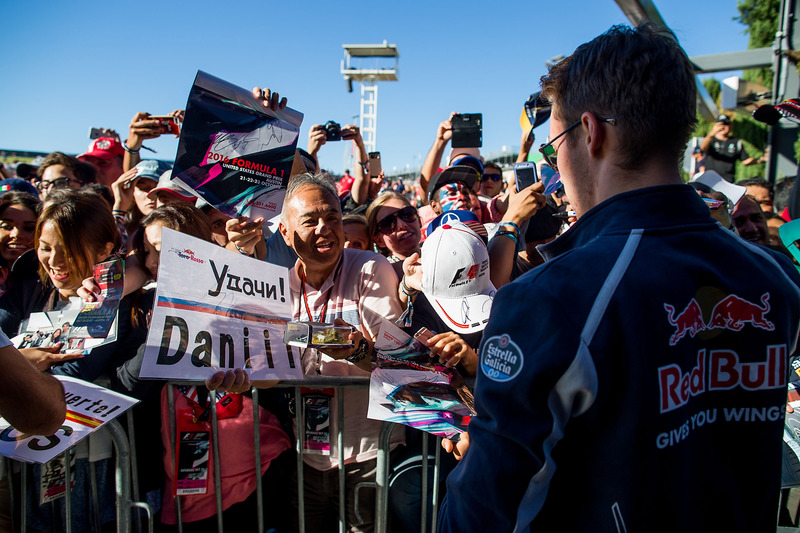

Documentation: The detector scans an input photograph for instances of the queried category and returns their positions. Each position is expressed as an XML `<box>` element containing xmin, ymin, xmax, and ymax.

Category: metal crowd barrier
<box><xmin>4</xmin><ymin>377</ymin><xmax>446</xmax><ymax>533</ymax></box>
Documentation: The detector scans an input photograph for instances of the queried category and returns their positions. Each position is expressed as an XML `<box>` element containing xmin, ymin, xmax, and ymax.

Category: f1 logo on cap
<box><xmin>451</xmin><ymin>264</ymin><xmax>478</xmax><ymax>286</ymax></box>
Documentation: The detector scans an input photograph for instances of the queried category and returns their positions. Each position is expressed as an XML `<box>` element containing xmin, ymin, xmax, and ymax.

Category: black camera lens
<box><xmin>324</xmin><ymin>121</ymin><xmax>342</xmax><ymax>142</ymax></box>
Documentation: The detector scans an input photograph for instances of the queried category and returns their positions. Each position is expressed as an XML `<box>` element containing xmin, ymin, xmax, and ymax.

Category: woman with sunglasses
<box><xmin>365</xmin><ymin>191</ymin><xmax>422</xmax><ymax>279</ymax></box>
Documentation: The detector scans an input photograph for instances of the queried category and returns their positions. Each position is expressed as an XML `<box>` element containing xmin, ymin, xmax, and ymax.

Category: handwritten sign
<box><xmin>0</xmin><ymin>376</ymin><xmax>138</xmax><ymax>464</ymax></box>
<box><xmin>171</xmin><ymin>70</ymin><xmax>304</xmax><ymax>227</ymax></box>
<box><xmin>140</xmin><ymin>228</ymin><xmax>302</xmax><ymax>381</ymax></box>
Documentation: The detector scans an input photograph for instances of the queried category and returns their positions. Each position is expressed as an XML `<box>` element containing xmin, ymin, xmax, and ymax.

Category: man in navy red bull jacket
<box><xmin>439</xmin><ymin>24</ymin><xmax>800</xmax><ymax>533</ymax></box>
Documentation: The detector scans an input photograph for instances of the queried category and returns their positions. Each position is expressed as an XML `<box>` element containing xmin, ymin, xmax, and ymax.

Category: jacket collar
<box><xmin>539</xmin><ymin>184</ymin><xmax>717</xmax><ymax>262</ymax></box>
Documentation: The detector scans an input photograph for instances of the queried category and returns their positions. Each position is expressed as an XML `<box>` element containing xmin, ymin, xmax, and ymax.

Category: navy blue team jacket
<box><xmin>439</xmin><ymin>184</ymin><xmax>800</xmax><ymax>533</ymax></box>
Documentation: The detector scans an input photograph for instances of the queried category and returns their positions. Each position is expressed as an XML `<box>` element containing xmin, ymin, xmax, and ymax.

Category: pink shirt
<box><xmin>289</xmin><ymin>248</ymin><xmax>405</xmax><ymax>470</ymax></box>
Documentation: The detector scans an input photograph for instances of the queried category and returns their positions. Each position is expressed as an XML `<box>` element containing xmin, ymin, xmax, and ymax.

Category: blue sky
<box><xmin>2</xmin><ymin>0</ymin><xmax>755</xmax><ymax>175</ymax></box>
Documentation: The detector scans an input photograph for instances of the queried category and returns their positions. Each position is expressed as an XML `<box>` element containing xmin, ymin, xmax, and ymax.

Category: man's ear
<box><xmin>278</xmin><ymin>221</ymin><xmax>291</xmax><ymax>246</ymax></box>
<box><xmin>582</xmin><ymin>112</ymin><xmax>607</xmax><ymax>158</ymax></box>
<box><xmin>429</xmin><ymin>198</ymin><xmax>441</xmax><ymax>215</ymax></box>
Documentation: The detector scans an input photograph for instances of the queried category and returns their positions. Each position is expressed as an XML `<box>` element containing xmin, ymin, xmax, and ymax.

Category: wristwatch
<box><xmin>346</xmin><ymin>338</ymin><xmax>371</xmax><ymax>364</ymax></box>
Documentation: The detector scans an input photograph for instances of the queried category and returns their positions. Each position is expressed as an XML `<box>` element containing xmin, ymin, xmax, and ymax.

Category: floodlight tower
<box><xmin>341</xmin><ymin>41</ymin><xmax>399</xmax><ymax>155</ymax></box>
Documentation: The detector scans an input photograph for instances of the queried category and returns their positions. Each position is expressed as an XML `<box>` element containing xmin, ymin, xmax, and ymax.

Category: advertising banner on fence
<box><xmin>171</xmin><ymin>70</ymin><xmax>304</xmax><ymax>228</ymax></box>
<box><xmin>0</xmin><ymin>376</ymin><xmax>138</xmax><ymax>464</ymax></box>
<box><xmin>140</xmin><ymin>228</ymin><xmax>301</xmax><ymax>381</ymax></box>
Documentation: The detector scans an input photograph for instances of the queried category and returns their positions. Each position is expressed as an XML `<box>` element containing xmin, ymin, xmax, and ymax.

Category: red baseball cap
<box><xmin>78</xmin><ymin>137</ymin><xmax>124</xmax><ymax>160</ymax></box>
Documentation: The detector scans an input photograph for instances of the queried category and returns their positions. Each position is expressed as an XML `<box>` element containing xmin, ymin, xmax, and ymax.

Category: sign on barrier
<box><xmin>0</xmin><ymin>376</ymin><xmax>137</xmax><ymax>464</ymax></box>
<box><xmin>140</xmin><ymin>228</ymin><xmax>303</xmax><ymax>381</ymax></box>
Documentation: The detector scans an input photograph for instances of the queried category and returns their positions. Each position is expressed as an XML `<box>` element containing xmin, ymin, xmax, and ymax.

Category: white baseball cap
<box><xmin>691</xmin><ymin>170</ymin><xmax>746</xmax><ymax>205</ymax></box>
<box><xmin>421</xmin><ymin>221</ymin><xmax>496</xmax><ymax>333</ymax></box>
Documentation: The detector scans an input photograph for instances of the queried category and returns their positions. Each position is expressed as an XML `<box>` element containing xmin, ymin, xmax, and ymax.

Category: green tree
<box><xmin>736</xmin><ymin>0</ymin><xmax>780</xmax><ymax>88</ymax></box>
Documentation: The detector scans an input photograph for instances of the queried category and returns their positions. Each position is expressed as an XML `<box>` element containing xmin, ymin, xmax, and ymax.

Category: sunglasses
<box><xmin>376</xmin><ymin>206</ymin><xmax>418</xmax><ymax>235</ymax></box>
<box><xmin>539</xmin><ymin>117</ymin><xmax>616</xmax><ymax>172</ymax></box>
<box><xmin>478</xmin><ymin>173</ymin><xmax>502</xmax><ymax>183</ymax></box>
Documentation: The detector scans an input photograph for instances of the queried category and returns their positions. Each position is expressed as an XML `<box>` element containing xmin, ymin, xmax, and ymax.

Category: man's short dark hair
<box><xmin>738</xmin><ymin>177</ymin><xmax>773</xmax><ymax>196</ymax></box>
<box><xmin>540</xmin><ymin>23</ymin><xmax>697</xmax><ymax>171</ymax></box>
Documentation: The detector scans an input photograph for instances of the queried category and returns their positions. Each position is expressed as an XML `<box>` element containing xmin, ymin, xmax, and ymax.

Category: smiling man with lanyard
<box><xmin>278</xmin><ymin>171</ymin><xmax>403</xmax><ymax>532</ymax></box>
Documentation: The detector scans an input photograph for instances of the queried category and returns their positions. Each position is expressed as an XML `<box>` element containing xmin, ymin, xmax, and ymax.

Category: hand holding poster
<box><xmin>368</xmin><ymin>321</ymin><xmax>475</xmax><ymax>438</ymax></box>
<box><xmin>140</xmin><ymin>228</ymin><xmax>302</xmax><ymax>381</ymax></box>
<box><xmin>15</xmin><ymin>258</ymin><xmax>123</xmax><ymax>354</ymax></box>
<box><xmin>0</xmin><ymin>376</ymin><xmax>138</xmax><ymax>464</ymax></box>
<box><xmin>171</xmin><ymin>71</ymin><xmax>304</xmax><ymax>227</ymax></box>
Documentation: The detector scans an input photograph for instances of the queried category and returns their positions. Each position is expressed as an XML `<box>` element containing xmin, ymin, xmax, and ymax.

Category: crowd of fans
<box><xmin>0</xmin><ymin>31</ymin><xmax>794</xmax><ymax>532</ymax></box>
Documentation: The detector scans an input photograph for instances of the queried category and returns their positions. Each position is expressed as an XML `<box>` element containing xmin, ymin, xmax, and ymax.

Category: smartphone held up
<box><xmin>513</xmin><ymin>162</ymin><xmax>538</xmax><ymax>192</ymax></box>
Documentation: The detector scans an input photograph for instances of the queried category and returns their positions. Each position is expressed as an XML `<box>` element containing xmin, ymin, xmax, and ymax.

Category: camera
<box><xmin>324</xmin><ymin>121</ymin><xmax>342</xmax><ymax>142</ymax></box>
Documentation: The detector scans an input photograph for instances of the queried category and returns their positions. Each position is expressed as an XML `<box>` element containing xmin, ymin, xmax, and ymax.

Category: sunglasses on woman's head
<box><xmin>376</xmin><ymin>206</ymin><xmax>418</xmax><ymax>235</ymax></box>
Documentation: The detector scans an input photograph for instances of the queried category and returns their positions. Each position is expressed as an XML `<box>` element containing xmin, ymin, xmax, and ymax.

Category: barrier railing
<box><xmin>5</xmin><ymin>376</ymin><xmax>445</xmax><ymax>533</ymax></box>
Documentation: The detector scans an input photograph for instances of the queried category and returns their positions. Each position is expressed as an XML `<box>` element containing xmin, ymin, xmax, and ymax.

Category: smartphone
<box><xmin>368</xmin><ymin>152</ymin><xmax>382</xmax><ymax>178</ymax></box>
<box><xmin>149</xmin><ymin>115</ymin><xmax>181</xmax><ymax>135</ymax></box>
<box><xmin>451</xmin><ymin>113</ymin><xmax>482</xmax><ymax>148</ymax></box>
<box><xmin>88</xmin><ymin>127</ymin><xmax>107</xmax><ymax>139</ymax></box>
<box><xmin>514</xmin><ymin>162</ymin><xmax>539</xmax><ymax>192</ymax></box>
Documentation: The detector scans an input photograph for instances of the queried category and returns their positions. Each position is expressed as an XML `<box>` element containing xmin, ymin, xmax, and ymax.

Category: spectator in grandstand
<box><xmin>78</xmin><ymin>137</ymin><xmax>126</xmax><ymax>187</ymax></box>
<box><xmin>278</xmin><ymin>172</ymin><xmax>404</xmax><ymax>532</ymax></box>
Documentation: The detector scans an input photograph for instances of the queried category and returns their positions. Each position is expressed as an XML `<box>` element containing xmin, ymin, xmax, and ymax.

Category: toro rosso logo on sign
<box><xmin>664</xmin><ymin>293</ymin><xmax>775</xmax><ymax>346</ymax></box>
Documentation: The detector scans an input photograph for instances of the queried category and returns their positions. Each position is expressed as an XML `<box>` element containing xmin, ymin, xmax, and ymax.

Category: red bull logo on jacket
<box><xmin>664</xmin><ymin>293</ymin><xmax>775</xmax><ymax>346</ymax></box>
<box><xmin>658</xmin><ymin>345</ymin><xmax>786</xmax><ymax>412</ymax></box>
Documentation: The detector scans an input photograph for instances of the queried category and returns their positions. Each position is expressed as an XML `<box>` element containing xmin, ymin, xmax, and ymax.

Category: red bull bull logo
<box><xmin>658</xmin><ymin>345</ymin><xmax>786</xmax><ymax>412</ymax></box>
<box><xmin>664</xmin><ymin>293</ymin><xmax>774</xmax><ymax>345</ymax></box>
<box><xmin>706</xmin><ymin>293</ymin><xmax>775</xmax><ymax>332</ymax></box>
<box><xmin>664</xmin><ymin>300</ymin><xmax>705</xmax><ymax>345</ymax></box>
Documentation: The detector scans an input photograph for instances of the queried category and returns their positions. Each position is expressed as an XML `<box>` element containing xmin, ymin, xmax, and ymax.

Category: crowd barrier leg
<box><xmin>64</xmin><ymin>447</ymin><xmax>72</xmax><ymax>533</ymax></box>
<box><xmin>420</xmin><ymin>431</ymin><xmax>429</xmax><ymax>533</ymax></box>
<box><xmin>208</xmin><ymin>390</ymin><xmax>225</xmax><ymax>533</ymax></box>
<box><xmin>89</xmin><ymin>459</ymin><xmax>101</xmax><ymax>531</ymax></box>
<box><xmin>295</xmin><ymin>385</ymin><xmax>306</xmax><ymax>533</ymax></box>
<box><xmin>126</xmin><ymin>409</ymin><xmax>143</xmax><ymax>533</ymax></box>
<box><xmin>337</xmin><ymin>385</ymin><xmax>346</xmax><ymax>533</ymax></box>
<box><xmin>166</xmin><ymin>385</ymin><xmax>183</xmax><ymax>532</ymax></box>
<box><xmin>19</xmin><ymin>460</ymin><xmax>26</xmax><ymax>532</ymax></box>
<box><xmin>375</xmin><ymin>421</ymin><xmax>393</xmax><ymax>533</ymax></box>
<box><xmin>105</xmin><ymin>417</ymin><xmax>135</xmax><ymax>533</ymax></box>
<box><xmin>251</xmin><ymin>387</ymin><xmax>264</xmax><ymax>533</ymax></box>
<box><xmin>431</xmin><ymin>436</ymin><xmax>442</xmax><ymax>533</ymax></box>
